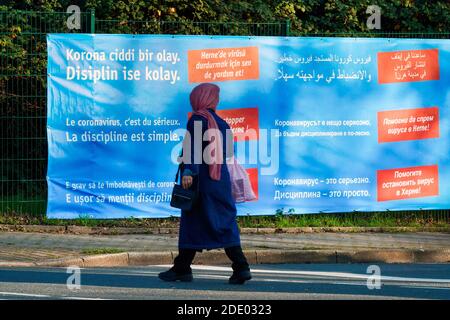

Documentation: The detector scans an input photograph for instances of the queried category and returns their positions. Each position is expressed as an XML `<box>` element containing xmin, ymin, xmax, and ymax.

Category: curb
<box><xmin>2</xmin><ymin>249</ymin><xmax>449</xmax><ymax>268</ymax></box>
<box><xmin>1</xmin><ymin>224</ymin><xmax>449</xmax><ymax>235</ymax></box>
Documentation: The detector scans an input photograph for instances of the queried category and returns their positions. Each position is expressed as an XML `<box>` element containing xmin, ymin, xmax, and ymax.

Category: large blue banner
<box><xmin>47</xmin><ymin>34</ymin><xmax>450</xmax><ymax>219</ymax></box>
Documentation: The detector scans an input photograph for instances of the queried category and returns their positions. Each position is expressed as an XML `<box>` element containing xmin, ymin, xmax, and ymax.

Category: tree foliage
<box><xmin>0</xmin><ymin>0</ymin><xmax>449</xmax><ymax>34</ymax></box>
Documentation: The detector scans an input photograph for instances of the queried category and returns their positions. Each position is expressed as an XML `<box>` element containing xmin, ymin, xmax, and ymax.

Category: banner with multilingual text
<box><xmin>46</xmin><ymin>34</ymin><xmax>450</xmax><ymax>218</ymax></box>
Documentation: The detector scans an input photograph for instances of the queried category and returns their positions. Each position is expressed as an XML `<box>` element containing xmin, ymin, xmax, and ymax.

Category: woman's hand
<box><xmin>182</xmin><ymin>175</ymin><xmax>193</xmax><ymax>189</ymax></box>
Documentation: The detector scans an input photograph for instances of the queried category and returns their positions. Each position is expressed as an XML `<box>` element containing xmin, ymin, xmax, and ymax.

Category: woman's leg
<box><xmin>225</xmin><ymin>246</ymin><xmax>252</xmax><ymax>284</ymax></box>
<box><xmin>173</xmin><ymin>248</ymin><xmax>197</xmax><ymax>274</ymax></box>
<box><xmin>225</xmin><ymin>246</ymin><xmax>250</xmax><ymax>272</ymax></box>
<box><xmin>158</xmin><ymin>248</ymin><xmax>196</xmax><ymax>282</ymax></box>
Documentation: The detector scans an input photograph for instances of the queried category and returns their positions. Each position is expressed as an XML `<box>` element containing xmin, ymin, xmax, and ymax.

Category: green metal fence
<box><xmin>0</xmin><ymin>11</ymin><xmax>93</xmax><ymax>217</ymax></box>
<box><xmin>0</xmin><ymin>10</ymin><xmax>449</xmax><ymax>223</ymax></box>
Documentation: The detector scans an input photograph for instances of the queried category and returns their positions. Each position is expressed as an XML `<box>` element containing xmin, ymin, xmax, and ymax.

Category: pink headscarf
<box><xmin>186</xmin><ymin>83</ymin><xmax>223</xmax><ymax>181</ymax></box>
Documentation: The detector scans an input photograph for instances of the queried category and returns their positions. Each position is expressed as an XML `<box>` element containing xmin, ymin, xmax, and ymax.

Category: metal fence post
<box><xmin>285</xmin><ymin>19</ymin><xmax>290</xmax><ymax>36</ymax></box>
<box><xmin>90</xmin><ymin>9</ymin><xmax>95</xmax><ymax>33</ymax></box>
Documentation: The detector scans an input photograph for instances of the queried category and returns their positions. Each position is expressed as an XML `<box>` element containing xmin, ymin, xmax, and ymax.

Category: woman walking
<box><xmin>158</xmin><ymin>83</ymin><xmax>252</xmax><ymax>285</ymax></box>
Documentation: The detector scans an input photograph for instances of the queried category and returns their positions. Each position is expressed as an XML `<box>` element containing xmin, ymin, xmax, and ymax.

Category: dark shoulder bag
<box><xmin>170</xmin><ymin>163</ymin><xmax>199</xmax><ymax>211</ymax></box>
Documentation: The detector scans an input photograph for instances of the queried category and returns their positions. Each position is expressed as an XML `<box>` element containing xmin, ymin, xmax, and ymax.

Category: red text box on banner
<box><xmin>377</xmin><ymin>107</ymin><xmax>440</xmax><ymax>143</ymax></box>
<box><xmin>246</xmin><ymin>167</ymin><xmax>259</xmax><ymax>200</ymax></box>
<box><xmin>188</xmin><ymin>107</ymin><xmax>259</xmax><ymax>142</ymax></box>
<box><xmin>377</xmin><ymin>49</ymin><xmax>440</xmax><ymax>84</ymax></box>
<box><xmin>217</xmin><ymin>108</ymin><xmax>259</xmax><ymax>141</ymax></box>
<box><xmin>377</xmin><ymin>165</ymin><xmax>439</xmax><ymax>202</ymax></box>
<box><xmin>187</xmin><ymin>46</ymin><xmax>259</xmax><ymax>83</ymax></box>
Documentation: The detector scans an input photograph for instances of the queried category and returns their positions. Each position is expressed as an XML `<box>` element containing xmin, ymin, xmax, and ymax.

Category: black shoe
<box><xmin>158</xmin><ymin>268</ymin><xmax>193</xmax><ymax>282</ymax></box>
<box><xmin>229</xmin><ymin>270</ymin><xmax>252</xmax><ymax>285</ymax></box>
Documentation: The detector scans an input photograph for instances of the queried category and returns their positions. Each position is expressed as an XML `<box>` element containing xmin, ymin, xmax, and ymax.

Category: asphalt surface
<box><xmin>0</xmin><ymin>264</ymin><xmax>449</xmax><ymax>300</ymax></box>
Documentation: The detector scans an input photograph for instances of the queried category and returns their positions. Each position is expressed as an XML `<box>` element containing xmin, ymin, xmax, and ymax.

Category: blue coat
<box><xmin>178</xmin><ymin>109</ymin><xmax>241</xmax><ymax>250</ymax></box>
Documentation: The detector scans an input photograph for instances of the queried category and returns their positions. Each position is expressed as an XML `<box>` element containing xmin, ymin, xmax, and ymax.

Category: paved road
<box><xmin>1</xmin><ymin>231</ymin><xmax>449</xmax><ymax>262</ymax></box>
<box><xmin>0</xmin><ymin>264</ymin><xmax>449</xmax><ymax>300</ymax></box>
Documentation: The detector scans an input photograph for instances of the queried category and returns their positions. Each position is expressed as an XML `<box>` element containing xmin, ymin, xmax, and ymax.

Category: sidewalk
<box><xmin>0</xmin><ymin>230</ymin><xmax>449</xmax><ymax>267</ymax></box>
